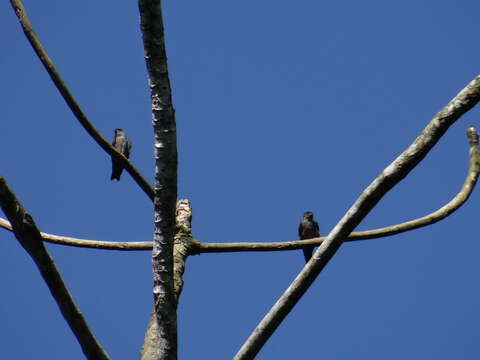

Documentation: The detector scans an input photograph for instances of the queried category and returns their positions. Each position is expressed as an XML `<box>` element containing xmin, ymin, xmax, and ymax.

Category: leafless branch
<box><xmin>199</xmin><ymin>128</ymin><xmax>480</xmax><ymax>253</ymax></box>
<box><xmin>9</xmin><ymin>0</ymin><xmax>154</xmax><ymax>201</ymax></box>
<box><xmin>2</xmin><ymin>131</ymin><xmax>478</xmax><ymax>255</ymax></box>
<box><xmin>234</xmin><ymin>76</ymin><xmax>480</xmax><ymax>360</ymax></box>
<box><xmin>0</xmin><ymin>177</ymin><xmax>111</xmax><ymax>360</ymax></box>
<box><xmin>0</xmin><ymin>217</ymin><xmax>152</xmax><ymax>250</ymax></box>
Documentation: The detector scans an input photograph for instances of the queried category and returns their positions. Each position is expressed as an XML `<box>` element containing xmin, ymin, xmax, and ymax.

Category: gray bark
<box><xmin>141</xmin><ymin>200</ymin><xmax>196</xmax><ymax>359</ymax></box>
<box><xmin>138</xmin><ymin>1</ymin><xmax>178</xmax><ymax>359</ymax></box>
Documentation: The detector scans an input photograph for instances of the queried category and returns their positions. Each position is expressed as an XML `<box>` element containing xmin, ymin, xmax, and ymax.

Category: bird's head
<box><xmin>115</xmin><ymin>128</ymin><xmax>124</xmax><ymax>135</ymax></box>
<box><xmin>304</xmin><ymin>211</ymin><xmax>314</xmax><ymax>220</ymax></box>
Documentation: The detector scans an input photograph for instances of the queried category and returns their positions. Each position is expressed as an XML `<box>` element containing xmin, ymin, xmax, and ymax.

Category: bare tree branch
<box><xmin>0</xmin><ymin>217</ymin><xmax>153</xmax><ymax>250</ymax></box>
<box><xmin>234</xmin><ymin>76</ymin><xmax>480</xmax><ymax>360</ymax></box>
<box><xmin>9</xmin><ymin>0</ymin><xmax>154</xmax><ymax>201</ymax></box>
<box><xmin>199</xmin><ymin>127</ymin><xmax>480</xmax><ymax>253</ymax></box>
<box><xmin>0</xmin><ymin>177</ymin><xmax>111</xmax><ymax>360</ymax></box>
<box><xmin>2</xmin><ymin>132</ymin><xmax>478</xmax><ymax>255</ymax></box>
<box><xmin>138</xmin><ymin>0</ymin><xmax>178</xmax><ymax>359</ymax></box>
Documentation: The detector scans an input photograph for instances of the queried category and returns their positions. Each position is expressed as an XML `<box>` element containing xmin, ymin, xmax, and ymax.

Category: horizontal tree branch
<box><xmin>234</xmin><ymin>75</ymin><xmax>480</xmax><ymax>360</ymax></box>
<box><xmin>0</xmin><ymin>177</ymin><xmax>111</xmax><ymax>360</ymax></box>
<box><xmin>199</xmin><ymin>126</ymin><xmax>480</xmax><ymax>253</ymax></box>
<box><xmin>9</xmin><ymin>0</ymin><xmax>154</xmax><ymax>201</ymax></box>
<box><xmin>0</xmin><ymin>217</ymin><xmax>153</xmax><ymax>250</ymax></box>
<box><xmin>5</xmin><ymin>129</ymin><xmax>476</xmax><ymax>254</ymax></box>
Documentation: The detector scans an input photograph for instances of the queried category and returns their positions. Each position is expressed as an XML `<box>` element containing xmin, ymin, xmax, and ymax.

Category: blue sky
<box><xmin>1</xmin><ymin>1</ymin><xmax>480</xmax><ymax>359</ymax></box>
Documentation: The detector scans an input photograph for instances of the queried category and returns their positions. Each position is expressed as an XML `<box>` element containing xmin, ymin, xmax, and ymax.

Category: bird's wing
<box><xmin>125</xmin><ymin>138</ymin><xmax>132</xmax><ymax>158</ymax></box>
<box><xmin>298</xmin><ymin>222</ymin><xmax>303</xmax><ymax>239</ymax></box>
<box><xmin>118</xmin><ymin>138</ymin><xmax>127</xmax><ymax>155</ymax></box>
<box><xmin>314</xmin><ymin>221</ymin><xmax>320</xmax><ymax>237</ymax></box>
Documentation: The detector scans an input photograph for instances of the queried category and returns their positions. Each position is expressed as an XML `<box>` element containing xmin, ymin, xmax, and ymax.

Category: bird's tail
<box><xmin>303</xmin><ymin>246</ymin><xmax>314</xmax><ymax>263</ymax></box>
<box><xmin>111</xmin><ymin>161</ymin><xmax>122</xmax><ymax>181</ymax></box>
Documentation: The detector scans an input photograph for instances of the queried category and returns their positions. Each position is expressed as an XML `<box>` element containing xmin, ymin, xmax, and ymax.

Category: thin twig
<box><xmin>0</xmin><ymin>177</ymin><xmax>111</xmax><ymax>360</ymax></box>
<box><xmin>234</xmin><ymin>76</ymin><xmax>480</xmax><ymax>360</ymax></box>
<box><xmin>9</xmin><ymin>0</ymin><xmax>154</xmax><ymax>201</ymax></box>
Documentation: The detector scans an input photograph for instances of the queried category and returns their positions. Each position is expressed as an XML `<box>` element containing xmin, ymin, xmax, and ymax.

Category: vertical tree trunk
<box><xmin>138</xmin><ymin>1</ymin><xmax>178</xmax><ymax>359</ymax></box>
<box><xmin>141</xmin><ymin>201</ymin><xmax>195</xmax><ymax>360</ymax></box>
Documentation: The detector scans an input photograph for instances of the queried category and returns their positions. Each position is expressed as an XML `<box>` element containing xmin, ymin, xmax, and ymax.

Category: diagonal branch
<box><xmin>9</xmin><ymin>0</ymin><xmax>154</xmax><ymax>201</ymax></box>
<box><xmin>234</xmin><ymin>76</ymin><xmax>480</xmax><ymax>360</ymax></box>
<box><xmin>1</xmin><ymin>130</ymin><xmax>478</xmax><ymax>255</ymax></box>
<box><xmin>0</xmin><ymin>177</ymin><xmax>111</xmax><ymax>360</ymax></box>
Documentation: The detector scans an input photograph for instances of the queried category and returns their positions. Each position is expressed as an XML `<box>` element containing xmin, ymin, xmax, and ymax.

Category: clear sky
<box><xmin>1</xmin><ymin>1</ymin><xmax>480</xmax><ymax>359</ymax></box>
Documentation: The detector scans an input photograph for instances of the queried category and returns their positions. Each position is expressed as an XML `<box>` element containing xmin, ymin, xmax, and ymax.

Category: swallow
<box><xmin>111</xmin><ymin>128</ymin><xmax>132</xmax><ymax>181</ymax></box>
<box><xmin>298</xmin><ymin>211</ymin><xmax>320</xmax><ymax>262</ymax></box>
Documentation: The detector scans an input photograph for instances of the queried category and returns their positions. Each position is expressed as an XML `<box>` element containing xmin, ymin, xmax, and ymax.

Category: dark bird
<box><xmin>111</xmin><ymin>128</ymin><xmax>132</xmax><ymax>181</ymax></box>
<box><xmin>298</xmin><ymin>211</ymin><xmax>320</xmax><ymax>262</ymax></box>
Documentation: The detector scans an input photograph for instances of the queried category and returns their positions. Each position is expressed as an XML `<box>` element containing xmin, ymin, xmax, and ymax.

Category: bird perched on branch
<box><xmin>298</xmin><ymin>211</ymin><xmax>320</xmax><ymax>262</ymax></box>
<box><xmin>111</xmin><ymin>128</ymin><xmax>132</xmax><ymax>181</ymax></box>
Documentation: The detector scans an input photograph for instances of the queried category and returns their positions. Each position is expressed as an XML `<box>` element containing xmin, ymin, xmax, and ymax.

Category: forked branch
<box><xmin>141</xmin><ymin>200</ymin><xmax>194</xmax><ymax>359</ymax></box>
<box><xmin>0</xmin><ymin>177</ymin><xmax>111</xmax><ymax>360</ymax></box>
<box><xmin>140</xmin><ymin>199</ymin><xmax>192</xmax><ymax>360</ymax></box>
